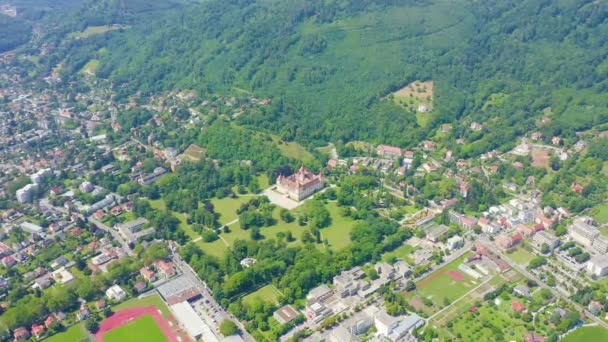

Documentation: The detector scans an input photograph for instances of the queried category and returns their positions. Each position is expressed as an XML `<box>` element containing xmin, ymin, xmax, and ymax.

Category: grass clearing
<box><xmin>272</xmin><ymin>136</ymin><xmax>314</xmax><ymax>162</ymax></box>
<box><xmin>210</xmin><ymin>196</ymin><xmax>251</xmax><ymax>225</ymax></box>
<box><xmin>173</xmin><ymin>212</ymin><xmax>199</xmax><ymax>240</ymax></box>
<box><xmin>80</xmin><ymin>59</ymin><xmax>99</xmax><ymax>75</ymax></box>
<box><xmin>43</xmin><ymin>322</ymin><xmax>88</xmax><ymax>342</ymax></box>
<box><xmin>507</xmin><ymin>247</ymin><xmax>536</xmax><ymax>266</ymax></box>
<box><xmin>321</xmin><ymin>202</ymin><xmax>358</xmax><ymax>250</ymax></box>
<box><xmin>382</xmin><ymin>243</ymin><xmax>417</xmax><ymax>263</ymax></box>
<box><xmin>149</xmin><ymin>199</ymin><xmax>167</xmax><ymax>211</ymax></box>
<box><xmin>103</xmin><ymin>314</ymin><xmax>167</xmax><ymax>342</ymax></box>
<box><xmin>242</xmin><ymin>285</ymin><xmax>282</xmax><ymax>306</ymax></box>
<box><xmin>562</xmin><ymin>326</ymin><xmax>608</xmax><ymax>342</ymax></box>
<box><xmin>69</xmin><ymin>25</ymin><xmax>125</xmax><ymax>39</ymax></box>
<box><xmin>591</xmin><ymin>204</ymin><xmax>608</xmax><ymax>225</ymax></box>
<box><xmin>195</xmin><ymin>239</ymin><xmax>228</xmax><ymax>259</ymax></box>
<box><xmin>113</xmin><ymin>294</ymin><xmax>170</xmax><ymax>318</ymax></box>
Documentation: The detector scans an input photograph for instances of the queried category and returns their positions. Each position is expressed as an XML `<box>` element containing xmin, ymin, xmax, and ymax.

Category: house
<box><xmin>140</xmin><ymin>267</ymin><xmax>156</xmax><ymax>282</ymax></box>
<box><xmin>110</xmin><ymin>205</ymin><xmax>123</xmax><ymax>216</ymax></box>
<box><xmin>134</xmin><ymin>281</ymin><xmax>147</xmax><ymax>293</ymax></box>
<box><xmin>106</xmin><ymin>284</ymin><xmax>127</xmax><ymax>301</ymax></box>
<box><xmin>588</xmin><ymin>301</ymin><xmax>603</xmax><ymax>315</ymax></box>
<box><xmin>460</xmin><ymin>216</ymin><xmax>478</xmax><ymax>230</ymax></box>
<box><xmin>13</xmin><ymin>327</ymin><xmax>30</xmax><ymax>341</ymax></box>
<box><xmin>44</xmin><ymin>314</ymin><xmax>57</xmax><ymax>328</ymax></box>
<box><xmin>441</xmin><ymin>124</ymin><xmax>452</xmax><ymax>133</ymax></box>
<box><xmin>239</xmin><ymin>257</ymin><xmax>257</xmax><ymax>268</ymax></box>
<box><xmin>446</xmin><ymin>235</ymin><xmax>464</xmax><ymax>250</ymax></box>
<box><xmin>495</xmin><ymin>234</ymin><xmax>515</xmax><ymax>251</ymax></box>
<box><xmin>512</xmin><ymin>162</ymin><xmax>524</xmax><ymax>169</ymax></box>
<box><xmin>516</xmin><ymin>224</ymin><xmax>535</xmax><ymax>237</ymax></box>
<box><xmin>571</xmin><ymin>182</ymin><xmax>584</xmax><ymax>194</ymax></box>
<box><xmin>422</xmin><ymin>140</ymin><xmax>436</xmax><ymax>151</ymax></box>
<box><xmin>513</xmin><ymin>284</ymin><xmax>531</xmax><ymax>298</ymax></box>
<box><xmin>76</xmin><ymin>308</ymin><xmax>90</xmax><ymax>321</ymax></box>
<box><xmin>531</xmin><ymin>132</ymin><xmax>543</xmax><ymax>141</ymax></box>
<box><xmin>31</xmin><ymin>324</ymin><xmax>45</xmax><ymax>338</ymax></box>
<box><xmin>376</xmin><ymin>263</ymin><xmax>396</xmax><ymax>280</ymax></box>
<box><xmin>535</xmin><ymin>214</ymin><xmax>554</xmax><ymax>229</ymax></box>
<box><xmin>273</xmin><ymin>305</ymin><xmax>300</xmax><ymax>325</ymax></box>
<box><xmin>50</xmin><ymin>256</ymin><xmax>68</xmax><ymax>269</ymax></box>
<box><xmin>470</xmin><ymin>122</ymin><xmax>483</xmax><ymax>131</ymax></box>
<box><xmin>511</xmin><ymin>300</ymin><xmax>526</xmax><ymax>312</ymax></box>
<box><xmin>95</xmin><ymin>299</ymin><xmax>107</xmax><ymax>310</ymax></box>
<box><xmin>376</xmin><ymin>145</ymin><xmax>402</xmax><ymax>159</ymax></box>
<box><xmin>52</xmin><ymin>267</ymin><xmax>75</xmax><ymax>285</ymax></box>
<box><xmin>276</xmin><ymin>166</ymin><xmax>325</xmax><ymax>201</ymax></box>
<box><xmin>155</xmin><ymin>260</ymin><xmax>176</xmax><ymax>279</ymax></box>
<box><xmin>1</xmin><ymin>255</ymin><xmax>16</xmax><ymax>267</ymax></box>
<box><xmin>551</xmin><ymin>136</ymin><xmax>562</xmax><ymax>145</ymax></box>
<box><xmin>524</xmin><ymin>332</ymin><xmax>546</xmax><ymax>342</ymax></box>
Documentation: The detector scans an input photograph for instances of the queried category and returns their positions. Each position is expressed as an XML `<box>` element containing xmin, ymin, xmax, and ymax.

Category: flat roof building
<box><xmin>170</xmin><ymin>301</ymin><xmax>218</xmax><ymax>342</ymax></box>
<box><xmin>273</xmin><ymin>305</ymin><xmax>300</xmax><ymax>325</ymax></box>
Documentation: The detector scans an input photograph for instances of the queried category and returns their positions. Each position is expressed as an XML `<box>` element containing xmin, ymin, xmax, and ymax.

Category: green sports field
<box><xmin>561</xmin><ymin>326</ymin><xmax>608</xmax><ymax>342</ymax></box>
<box><xmin>103</xmin><ymin>314</ymin><xmax>168</xmax><ymax>342</ymax></box>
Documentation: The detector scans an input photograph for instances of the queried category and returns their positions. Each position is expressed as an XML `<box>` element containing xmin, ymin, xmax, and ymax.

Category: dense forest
<box><xmin>0</xmin><ymin>15</ymin><xmax>31</xmax><ymax>52</ymax></box>
<box><xmin>46</xmin><ymin>0</ymin><xmax>608</xmax><ymax>153</ymax></box>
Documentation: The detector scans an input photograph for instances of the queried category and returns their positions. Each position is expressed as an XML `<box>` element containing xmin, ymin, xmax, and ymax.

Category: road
<box><xmin>171</xmin><ymin>251</ymin><xmax>256</xmax><ymax>342</ymax></box>
<box><xmin>88</xmin><ymin>216</ymin><xmax>134</xmax><ymax>256</ymax></box>
<box><xmin>479</xmin><ymin>237</ymin><xmax>608</xmax><ymax>330</ymax></box>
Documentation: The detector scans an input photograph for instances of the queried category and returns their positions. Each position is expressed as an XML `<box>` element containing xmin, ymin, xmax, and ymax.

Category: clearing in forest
<box><xmin>392</xmin><ymin>80</ymin><xmax>434</xmax><ymax>112</ymax></box>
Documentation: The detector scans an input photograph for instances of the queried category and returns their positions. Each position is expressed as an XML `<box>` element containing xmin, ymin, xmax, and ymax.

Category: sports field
<box><xmin>562</xmin><ymin>326</ymin><xmax>608</xmax><ymax>342</ymax></box>
<box><xmin>103</xmin><ymin>314</ymin><xmax>168</xmax><ymax>342</ymax></box>
<box><xmin>242</xmin><ymin>284</ymin><xmax>282</xmax><ymax>306</ymax></box>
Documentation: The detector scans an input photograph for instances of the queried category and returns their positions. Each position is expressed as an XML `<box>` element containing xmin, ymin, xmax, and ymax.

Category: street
<box><xmin>88</xmin><ymin>216</ymin><xmax>134</xmax><ymax>256</ymax></box>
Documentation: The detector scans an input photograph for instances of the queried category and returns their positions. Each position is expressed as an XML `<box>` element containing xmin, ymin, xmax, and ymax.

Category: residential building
<box><xmin>374</xmin><ymin>310</ymin><xmax>398</xmax><ymax>336</ymax></box>
<box><xmin>333</xmin><ymin>271</ymin><xmax>360</xmax><ymax>298</ymax></box>
<box><xmin>376</xmin><ymin>145</ymin><xmax>402</xmax><ymax>159</ymax></box>
<box><xmin>140</xmin><ymin>267</ymin><xmax>156</xmax><ymax>282</ymax></box>
<box><xmin>51</xmin><ymin>267</ymin><xmax>75</xmax><ymax>285</ymax></box>
<box><xmin>330</xmin><ymin>326</ymin><xmax>360</xmax><ymax>342</ymax></box>
<box><xmin>19</xmin><ymin>221</ymin><xmax>43</xmax><ymax>235</ymax></box>
<box><xmin>13</xmin><ymin>327</ymin><xmax>30</xmax><ymax>341</ymax></box>
<box><xmin>532</xmin><ymin>231</ymin><xmax>560</xmax><ymax>251</ymax></box>
<box><xmin>276</xmin><ymin>166</ymin><xmax>324</xmax><ymax>201</ymax></box>
<box><xmin>16</xmin><ymin>183</ymin><xmax>38</xmax><ymax>203</ymax></box>
<box><xmin>117</xmin><ymin>218</ymin><xmax>154</xmax><ymax>244</ymax></box>
<box><xmin>513</xmin><ymin>284</ymin><xmax>531</xmax><ymax>298</ymax></box>
<box><xmin>155</xmin><ymin>260</ymin><xmax>176</xmax><ymax>279</ymax></box>
<box><xmin>568</xmin><ymin>217</ymin><xmax>599</xmax><ymax>247</ymax></box>
<box><xmin>587</xmin><ymin>255</ymin><xmax>608</xmax><ymax>278</ymax></box>
<box><xmin>306</xmin><ymin>302</ymin><xmax>332</xmax><ymax>323</ymax></box>
<box><xmin>592</xmin><ymin>235</ymin><xmax>608</xmax><ymax>254</ymax></box>
<box><xmin>106</xmin><ymin>284</ymin><xmax>127</xmax><ymax>301</ymax></box>
<box><xmin>273</xmin><ymin>305</ymin><xmax>300</xmax><ymax>325</ymax></box>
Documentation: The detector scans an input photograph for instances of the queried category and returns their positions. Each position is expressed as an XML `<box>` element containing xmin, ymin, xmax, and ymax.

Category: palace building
<box><xmin>276</xmin><ymin>166</ymin><xmax>324</xmax><ymax>201</ymax></box>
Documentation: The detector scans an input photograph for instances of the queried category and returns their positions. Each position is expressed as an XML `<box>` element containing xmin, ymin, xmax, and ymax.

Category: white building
<box><xmin>106</xmin><ymin>284</ymin><xmax>127</xmax><ymax>301</ymax></box>
<box><xmin>568</xmin><ymin>217</ymin><xmax>599</xmax><ymax>247</ymax></box>
<box><xmin>170</xmin><ymin>301</ymin><xmax>217</xmax><ymax>341</ymax></box>
<box><xmin>446</xmin><ymin>235</ymin><xmax>464</xmax><ymax>250</ymax></box>
<box><xmin>587</xmin><ymin>255</ymin><xmax>608</xmax><ymax>278</ymax></box>
<box><xmin>16</xmin><ymin>183</ymin><xmax>38</xmax><ymax>203</ymax></box>
<box><xmin>30</xmin><ymin>168</ymin><xmax>52</xmax><ymax>185</ymax></box>
<box><xmin>532</xmin><ymin>231</ymin><xmax>560</xmax><ymax>251</ymax></box>
<box><xmin>52</xmin><ymin>267</ymin><xmax>75</xmax><ymax>285</ymax></box>
<box><xmin>19</xmin><ymin>221</ymin><xmax>43</xmax><ymax>235</ymax></box>
<box><xmin>592</xmin><ymin>236</ymin><xmax>608</xmax><ymax>254</ymax></box>
<box><xmin>374</xmin><ymin>310</ymin><xmax>398</xmax><ymax>336</ymax></box>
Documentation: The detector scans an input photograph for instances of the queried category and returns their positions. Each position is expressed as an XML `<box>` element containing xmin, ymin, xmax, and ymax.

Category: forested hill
<box><xmin>55</xmin><ymin>0</ymin><xmax>608</xmax><ymax>153</ymax></box>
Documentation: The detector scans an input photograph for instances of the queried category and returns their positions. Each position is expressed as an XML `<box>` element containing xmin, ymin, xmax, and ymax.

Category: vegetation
<box><xmin>220</xmin><ymin>319</ymin><xmax>239</xmax><ymax>337</ymax></box>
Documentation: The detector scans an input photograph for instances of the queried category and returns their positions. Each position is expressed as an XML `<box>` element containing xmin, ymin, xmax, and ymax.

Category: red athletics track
<box><xmin>94</xmin><ymin>306</ymin><xmax>179</xmax><ymax>342</ymax></box>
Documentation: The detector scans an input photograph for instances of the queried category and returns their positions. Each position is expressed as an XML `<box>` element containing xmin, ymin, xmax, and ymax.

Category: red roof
<box><xmin>511</xmin><ymin>300</ymin><xmax>526</xmax><ymax>312</ymax></box>
<box><xmin>377</xmin><ymin>144</ymin><xmax>402</xmax><ymax>155</ymax></box>
<box><xmin>470</xmin><ymin>306</ymin><xmax>478</xmax><ymax>313</ymax></box>
<box><xmin>44</xmin><ymin>315</ymin><xmax>57</xmax><ymax>328</ymax></box>
<box><xmin>511</xmin><ymin>233</ymin><xmax>523</xmax><ymax>242</ymax></box>
<box><xmin>31</xmin><ymin>324</ymin><xmax>44</xmax><ymax>336</ymax></box>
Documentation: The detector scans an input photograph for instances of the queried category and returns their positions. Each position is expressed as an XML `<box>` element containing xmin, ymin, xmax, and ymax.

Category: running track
<box><xmin>94</xmin><ymin>306</ymin><xmax>178</xmax><ymax>342</ymax></box>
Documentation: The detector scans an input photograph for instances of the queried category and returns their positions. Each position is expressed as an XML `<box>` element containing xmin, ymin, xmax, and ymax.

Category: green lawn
<box><xmin>272</xmin><ymin>136</ymin><xmax>314</xmax><ymax>162</ymax></box>
<box><xmin>69</xmin><ymin>25</ymin><xmax>125</xmax><ymax>39</ymax></box>
<box><xmin>103</xmin><ymin>314</ymin><xmax>167</xmax><ymax>342</ymax></box>
<box><xmin>43</xmin><ymin>322</ymin><xmax>88</xmax><ymax>342</ymax></box>
<box><xmin>80</xmin><ymin>59</ymin><xmax>99</xmax><ymax>74</ymax></box>
<box><xmin>562</xmin><ymin>326</ymin><xmax>608</xmax><ymax>342</ymax></box>
<box><xmin>257</xmin><ymin>174</ymin><xmax>271</xmax><ymax>189</ymax></box>
<box><xmin>382</xmin><ymin>243</ymin><xmax>417</xmax><ymax>263</ymax></box>
<box><xmin>113</xmin><ymin>294</ymin><xmax>170</xmax><ymax>318</ymax></box>
<box><xmin>507</xmin><ymin>247</ymin><xmax>536</xmax><ymax>266</ymax></box>
<box><xmin>173</xmin><ymin>212</ymin><xmax>199</xmax><ymax>240</ymax></box>
<box><xmin>149</xmin><ymin>199</ymin><xmax>167</xmax><ymax>211</ymax></box>
<box><xmin>117</xmin><ymin>210</ymin><xmax>137</xmax><ymax>223</ymax></box>
<box><xmin>195</xmin><ymin>239</ymin><xmax>228</xmax><ymax>258</ymax></box>
<box><xmin>242</xmin><ymin>285</ymin><xmax>282</xmax><ymax>306</ymax></box>
<box><xmin>211</xmin><ymin>196</ymin><xmax>251</xmax><ymax>225</ymax></box>
<box><xmin>591</xmin><ymin>204</ymin><xmax>608</xmax><ymax>224</ymax></box>
<box><xmin>320</xmin><ymin>202</ymin><xmax>358</xmax><ymax>250</ymax></box>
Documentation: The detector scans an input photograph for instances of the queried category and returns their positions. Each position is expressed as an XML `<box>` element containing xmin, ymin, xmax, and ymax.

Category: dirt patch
<box><xmin>394</xmin><ymin>80</ymin><xmax>434</xmax><ymax>100</ymax></box>
<box><xmin>408</xmin><ymin>296</ymin><xmax>428</xmax><ymax>312</ymax></box>
<box><xmin>531</xmin><ymin>148</ymin><xmax>550</xmax><ymax>169</ymax></box>
<box><xmin>180</xmin><ymin>144</ymin><xmax>206</xmax><ymax>162</ymax></box>
<box><xmin>447</xmin><ymin>270</ymin><xmax>464</xmax><ymax>281</ymax></box>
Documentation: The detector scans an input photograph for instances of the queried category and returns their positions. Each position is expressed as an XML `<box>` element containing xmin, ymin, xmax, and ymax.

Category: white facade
<box><xmin>587</xmin><ymin>255</ymin><xmax>608</xmax><ymax>278</ymax></box>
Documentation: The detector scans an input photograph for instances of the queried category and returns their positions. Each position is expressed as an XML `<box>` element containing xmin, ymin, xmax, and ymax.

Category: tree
<box><xmin>405</xmin><ymin>280</ymin><xmax>416</xmax><ymax>291</ymax></box>
<box><xmin>220</xmin><ymin>319</ymin><xmax>239</xmax><ymax>336</ymax></box>
<box><xmin>85</xmin><ymin>318</ymin><xmax>99</xmax><ymax>333</ymax></box>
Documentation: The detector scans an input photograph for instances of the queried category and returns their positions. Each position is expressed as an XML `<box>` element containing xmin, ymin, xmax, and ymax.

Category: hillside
<box><xmin>53</xmin><ymin>0</ymin><xmax>608</xmax><ymax>153</ymax></box>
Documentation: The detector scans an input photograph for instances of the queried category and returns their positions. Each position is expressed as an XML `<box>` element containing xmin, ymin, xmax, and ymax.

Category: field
<box><xmin>393</xmin><ymin>80</ymin><xmax>434</xmax><ymax>104</ymax></box>
<box><xmin>382</xmin><ymin>243</ymin><xmax>417</xmax><ymax>263</ymax></box>
<box><xmin>507</xmin><ymin>247</ymin><xmax>536</xmax><ymax>266</ymax></box>
<box><xmin>103</xmin><ymin>314</ymin><xmax>168</xmax><ymax>342</ymax></box>
<box><xmin>211</xmin><ymin>196</ymin><xmax>251</xmax><ymax>225</ymax></box>
<box><xmin>180</xmin><ymin>144</ymin><xmax>206</xmax><ymax>162</ymax></box>
<box><xmin>272</xmin><ymin>136</ymin><xmax>314</xmax><ymax>162</ymax></box>
<box><xmin>149</xmin><ymin>199</ymin><xmax>167</xmax><ymax>211</ymax></box>
<box><xmin>113</xmin><ymin>294</ymin><xmax>170</xmax><ymax>318</ymax></box>
<box><xmin>242</xmin><ymin>284</ymin><xmax>282</xmax><ymax>306</ymax></box>
<box><xmin>562</xmin><ymin>326</ymin><xmax>608</xmax><ymax>342</ymax></box>
<box><xmin>406</xmin><ymin>254</ymin><xmax>477</xmax><ymax>314</ymax></box>
<box><xmin>531</xmin><ymin>148</ymin><xmax>550</xmax><ymax>169</ymax></box>
<box><xmin>80</xmin><ymin>59</ymin><xmax>100</xmax><ymax>75</ymax></box>
<box><xmin>591</xmin><ymin>204</ymin><xmax>608</xmax><ymax>225</ymax></box>
<box><xmin>43</xmin><ymin>322</ymin><xmax>88</xmax><ymax>342</ymax></box>
<box><xmin>69</xmin><ymin>25</ymin><xmax>125</xmax><ymax>39</ymax></box>
<box><xmin>320</xmin><ymin>202</ymin><xmax>358</xmax><ymax>250</ymax></box>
